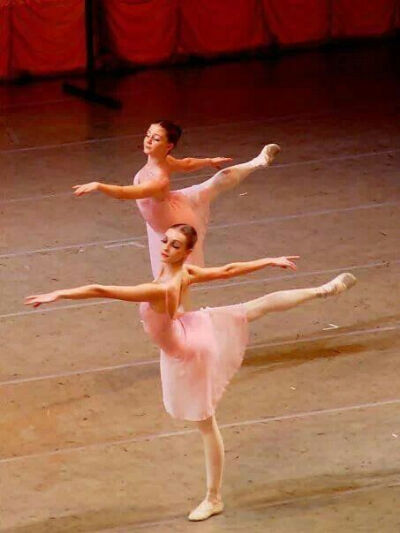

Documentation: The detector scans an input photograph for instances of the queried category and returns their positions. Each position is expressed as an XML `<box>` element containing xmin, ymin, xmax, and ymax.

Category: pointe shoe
<box><xmin>318</xmin><ymin>273</ymin><xmax>357</xmax><ymax>298</ymax></box>
<box><xmin>188</xmin><ymin>499</ymin><xmax>224</xmax><ymax>521</ymax></box>
<box><xmin>253</xmin><ymin>143</ymin><xmax>281</xmax><ymax>167</ymax></box>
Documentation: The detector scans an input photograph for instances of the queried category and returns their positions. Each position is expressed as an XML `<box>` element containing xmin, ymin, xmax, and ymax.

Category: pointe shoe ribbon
<box><xmin>188</xmin><ymin>499</ymin><xmax>224</xmax><ymax>521</ymax></box>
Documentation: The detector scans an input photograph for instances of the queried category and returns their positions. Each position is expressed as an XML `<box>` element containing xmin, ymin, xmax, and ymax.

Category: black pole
<box><xmin>86</xmin><ymin>0</ymin><xmax>95</xmax><ymax>93</ymax></box>
<box><xmin>63</xmin><ymin>0</ymin><xmax>122</xmax><ymax>109</ymax></box>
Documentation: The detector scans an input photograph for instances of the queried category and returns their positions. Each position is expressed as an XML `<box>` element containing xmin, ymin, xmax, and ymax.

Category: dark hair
<box><xmin>170</xmin><ymin>224</ymin><xmax>198</xmax><ymax>250</ymax></box>
<box><xmin>155</xmin><ymin>120</ymin><xmax>182</xmax><ymax>148</ymax></box>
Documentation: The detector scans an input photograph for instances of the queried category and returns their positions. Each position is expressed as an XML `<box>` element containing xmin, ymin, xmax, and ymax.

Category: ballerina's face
<box><xmin>161</xmin><ymin>228</ymin><xmax>191</xmax><ymax>264</ymax></box>
<box><xmin>143</xmin><ymin>124</ymin><xmax>173</xmax><ymax>158</ymax></box>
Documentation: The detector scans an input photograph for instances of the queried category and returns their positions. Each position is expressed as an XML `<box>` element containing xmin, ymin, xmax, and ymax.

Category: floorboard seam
<box><xmin>1</xmin><ymin>397</ymin><xmax>400</xmax><ymax>465</ymax></box>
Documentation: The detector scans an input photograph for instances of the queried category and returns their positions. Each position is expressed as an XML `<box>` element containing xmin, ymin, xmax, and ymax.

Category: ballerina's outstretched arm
<box><xmin>25</xmin><ymin>283</ymin><xmax>165</xmax><ymax>308</ymax></box>
<box><xmin>72</xmin><ymin>174</ymin><xmax>169</xmax><ymax>200</ymax></box>
<box><xmin>185</xmin><ymin>256</ymin><xmax>299</xmax><ymax>284</ymax></box>
<box><xmin>166</xmin><ymin>155</ymin><xmax>233</xmax><ymax>173</ymax></box>
<box><xmin>72</xmin><ymin>156</ymin><xmax>232</xmax><ymax>199</ymax></box>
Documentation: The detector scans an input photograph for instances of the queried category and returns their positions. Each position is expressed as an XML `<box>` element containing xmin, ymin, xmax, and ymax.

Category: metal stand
<box><xmin>62</xmin><ymin>0</ymin><xmax>122</xmax><ymax>109</ymax></box>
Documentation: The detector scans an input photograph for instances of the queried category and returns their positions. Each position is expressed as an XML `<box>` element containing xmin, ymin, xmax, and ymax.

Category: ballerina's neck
<box><xmin>147</xmin><ymin>152</ymin><xmax>169</xmax><ymax>167</ymax></box>
<box><xmin>157</xmin><ymin>262</ymin><xmax>184</xmax><ymax>282</ymax></box>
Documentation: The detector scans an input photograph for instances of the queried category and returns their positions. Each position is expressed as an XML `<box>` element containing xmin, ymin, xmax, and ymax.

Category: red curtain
<box><xmin>0</xmin><ymin>1</ymin><xmax>11</xmax><ymax>79</ymax></box>
<box><xmin>1</xmin><ymin>1</ymin><xmax>400</xmax><ymax>81</ymax></box>
<box><xmin>103</xmin><ymin>0</ymin><xmax>178</xmax><ymax>64</ymax></box>
<box><xmin>262</xmin><ymin>0</ymin><xmax>330</xmax><ymax>45</ymax></box>
<box><xmin>9</xmin><ymin>0</ymin><xmax>86</xmax><ymax>77</ymax></box>
<box><xmin>332</xmin><ymin>0</ymin><xmax>397</xmax><ymax>37</ymax></box>
<box><xmin>395</xmin><ymin>0</ymin><xmax>400</xmax><ymax>27</ymax></box>
<box><xmin>180</xmin><ymin>0</ymin><xmax>270</xmax><ymax>55</ymax></box>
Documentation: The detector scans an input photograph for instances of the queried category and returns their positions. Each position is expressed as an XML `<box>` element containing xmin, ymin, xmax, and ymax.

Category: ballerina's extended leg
<box><xmin>188</xmin><ymin>273</ymin><xmax>356</xmax><ymax>521</ymax></box>
<box><xmin>188</xmin><ymin>416</ymin><xmax>225</xmax><ymax>521</ymax></box>
<box><xmin>244</xmin><ymin>273</ymin><xmax>357</xmax><ymax>322</ymax></box>
<box><xmin>201</xmin><ymin>144</ymin><xmax>281</xmax><ymax>202</ymax></box>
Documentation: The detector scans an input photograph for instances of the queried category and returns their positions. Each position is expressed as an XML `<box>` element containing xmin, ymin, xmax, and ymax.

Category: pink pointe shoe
<box><xmin>188</xmin><ymin>499</ymin><xmax>224</xmax><ymax>521</ymax></box>
<box><xmin>318</xmin><ymin>273</ymin><xmax>357</xmax><ymax>298</ymax></box>
<box><xmin>253</xmin><ymin>143</ymin><xmax>281</xmax><ymax>167</ymax></box>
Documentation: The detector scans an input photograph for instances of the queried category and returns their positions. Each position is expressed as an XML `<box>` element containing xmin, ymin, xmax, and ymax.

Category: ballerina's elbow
<box><xmin>88</xmin><ymin>284</ymin><xmax>108</xmax><ymax>297</ymax></box>
<box><xmin>181</xmin><ymin>158</ymin><xmax>200</xmax><ymax>172</ymax></box>
<box><xmin>221</xmin><ymin>263</ymin><xmax>238</xmax><ymax>278</ymax></box>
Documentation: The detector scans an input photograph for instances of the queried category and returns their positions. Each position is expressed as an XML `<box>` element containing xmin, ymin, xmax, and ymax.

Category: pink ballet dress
<box><xmin>134</xmin><ymin>172</ymin><xmax>211</xmax><ymax>277</ymax></box>
<box><xmin>139</xmin><ymin>302</ymin><xmax>249</xmax><ymax>421</ymax></box>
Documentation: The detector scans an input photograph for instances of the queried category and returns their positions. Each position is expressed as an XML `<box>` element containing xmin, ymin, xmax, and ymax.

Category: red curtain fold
<box><xmin>0</xmin><ymin>1</ymin><xmax>12</xmax><ymax>79</ymax></box>
<box><xmin>332</xmin><ymin>0</ymin><xmax>397</xmax><ymax>37</ymax></box>
<box><xmin>103</xmin><ymin>0</ymin><xmax>178</xmax><ymax>64</ymax></box>
<box><xmin>262</xmin><ymin>0</ymin><xmax>330</xmax><ymax>45</ymax></box>
<box><xmin>10</xmin><ymin>0</ymin><xmax>86</xmax><ymax>76</ymax></box>
<box><xmin>1</xmin><ymin>0</ymin><xmax>400</xmax><ymax>81</ymax></box>
<box><xmin>179</xmin><ymin>0</ymin><xmax>270</xmax><ymax>55</ymax></box>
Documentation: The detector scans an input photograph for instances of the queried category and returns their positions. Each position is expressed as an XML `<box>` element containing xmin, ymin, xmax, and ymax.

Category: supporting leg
<box><xmin>187</xmin><ymin>273</ymin><xmax>356</xmax><ymax>520</ymax></box>
<box><xmin>201</xmin><ymin>144</ymin><xmax>280</xmax><ymax>202</ymax></box>
<box><xmin>244</xmin><ymin>273</ymin><xmax>357</xmax><ymax>322</ymax></box>
<box><xmin>188</xmin><ymin>416</ymin><xmax>225</xmax><ymax>521</ymax></box>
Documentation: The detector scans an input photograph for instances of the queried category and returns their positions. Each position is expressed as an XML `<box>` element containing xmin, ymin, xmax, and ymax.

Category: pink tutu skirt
<box><xmin>140</xmin><ymin>302</ymin><xmax>249</xmax><ymax>421</ymax></box>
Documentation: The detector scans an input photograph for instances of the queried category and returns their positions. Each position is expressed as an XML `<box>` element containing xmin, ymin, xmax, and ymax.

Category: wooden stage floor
<box><xmin>1</xmin><ymin>42</ymin><xmax>400</xmax><ymax>532</ymax></box>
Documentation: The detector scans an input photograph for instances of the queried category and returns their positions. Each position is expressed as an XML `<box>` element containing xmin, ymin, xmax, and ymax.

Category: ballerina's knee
<box><xmin>197</xmin><ymin>416</ymin><xmax>214</xmax><ymax>434</ymax></box>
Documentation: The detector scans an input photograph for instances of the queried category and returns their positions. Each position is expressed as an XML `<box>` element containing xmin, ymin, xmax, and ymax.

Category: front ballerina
<box><xmin>25</xmin><ymin>224</ymin><xmax>356</xmax><ymax>522</ymax></box>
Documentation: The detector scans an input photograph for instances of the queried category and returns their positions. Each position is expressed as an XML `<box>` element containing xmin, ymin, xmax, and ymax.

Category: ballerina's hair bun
<box><xmin>155</xmin><ymin>120</ymin><xmax>182</xmax><ymax>148</ymax></box>
<box><xmin>170</xmin><ymin>224</ymin><xmax>198</xmax><ymax>250</ymax></box>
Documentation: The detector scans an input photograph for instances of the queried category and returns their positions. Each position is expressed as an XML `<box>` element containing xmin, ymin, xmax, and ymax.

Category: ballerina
<box><xmin>72</xmin><ymin>119</ymin><xmax>280</xmax><ymax>277</ymax></box>
<box><xmin>25</xmin><ymin>224</ymin><xmax>356</xmax><ymax>522</ymax></box>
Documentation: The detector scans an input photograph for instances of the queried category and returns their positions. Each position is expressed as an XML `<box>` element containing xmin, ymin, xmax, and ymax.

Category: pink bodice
<box><xmin>134</xmin><ymin>170</ymin><xmax>200</xmax><ymax>233</ymax></box>
<box><xmin>139</xmin><ymin>301</ymin><xmax>202</xmax><ymax>360</ymax></box>
<box><xmin>133</xmin><ymin>167</ymin><xmax>211</xmax><ymax>276</ymax></box>
<box><xmin>136</xmin><ymin>190</ymin><xmax>200</xmax><ymax>234</ymax></box>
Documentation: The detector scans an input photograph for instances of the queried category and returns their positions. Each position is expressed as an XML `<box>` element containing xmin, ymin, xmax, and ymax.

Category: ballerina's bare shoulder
<box><xmin>134</xmin><ymin>165</ymin><xmax>170</xmax><ymax>199</ymax></box>
<box><xmin>149</xmin><ymin>267</ymin><xmax>191</xmax><ymax>318</ymax></box>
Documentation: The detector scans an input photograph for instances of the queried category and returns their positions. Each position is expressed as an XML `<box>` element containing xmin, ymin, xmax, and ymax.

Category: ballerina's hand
<box><xmin>272</xmin><ymin>256</ymin><xmax>300</xmax><ymax>271</ymax></box>
<box><xmin>24</xmin><ymin>292</ymin><xmax>59</xmax><ymax>308</ymax></box>
<box><xmin>72</xmin><ymin>182</ymin><xmax>99</xmax><ymax>196</ymax></box>
<box><xmin>210</xmin><ymin>157</ymin><xmax>233</xmax><ymax>170</ymax></box>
